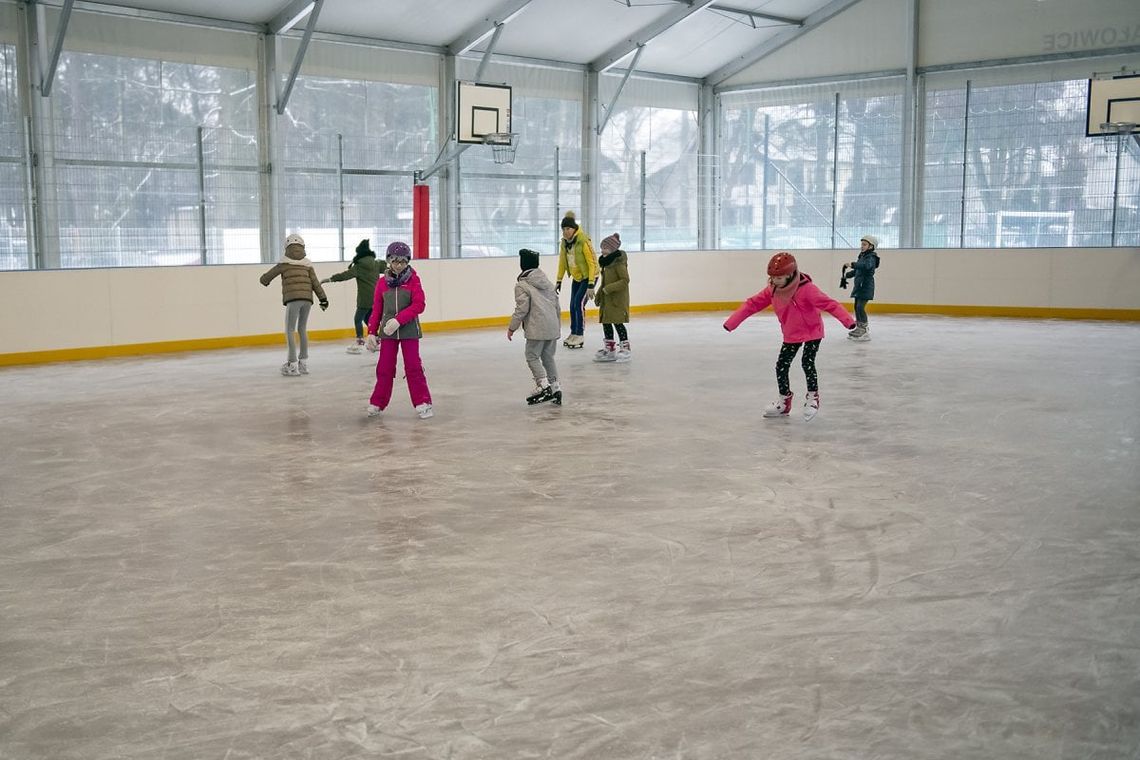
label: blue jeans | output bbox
[854,299,868,324]
[569,278,590,336]
[353,307,372,339]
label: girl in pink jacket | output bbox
[724,252,856,421]
[364,242,433,419]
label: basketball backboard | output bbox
[1086,73,1140,136]
[457,81,512,144]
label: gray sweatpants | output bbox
[284,300,312,363]
[524,339,558,385]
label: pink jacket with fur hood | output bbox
[724,272,855,343]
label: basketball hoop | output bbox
[483,132,518,164]
[1099,122,1139,153]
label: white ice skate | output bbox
[847,324,871,342]
[366,404,382,417]
[564,334,585,349]
[762,393,793,418]
[416,403,434,419]
[297,360,308,375]
[281,362,300,377]
[803,391,820,422]
[593,341,617,362]
[615,340,632,363]
[346,341,364,354]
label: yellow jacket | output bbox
[556,232,599,284]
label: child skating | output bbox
[846,234,881,342]
[364,241,433,419]
[724,252,856,421]
[592,232,631,363]
[554,211,598,349]
[507,248,562,406]
[321,238,385,354]
[259,233,328,376]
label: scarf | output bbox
[385,265,413,287]
[770,272,802,308]
[283,256,313,267]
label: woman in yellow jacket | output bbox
[555,210,599,349]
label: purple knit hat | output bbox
[600,233,621,253]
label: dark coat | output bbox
[595,249,630,324]
[328,254,385,309]
[849,249,880,301]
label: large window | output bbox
[282,76,438,261]
[720,83,902,250]
[51,51,257,267]
[923,78,1140,247]
[0,44,28,271]
[599,105,698,251]
[458,95,582,258]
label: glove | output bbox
[555,281,562,294]
[586,287,595,303]
[365,334,378,352]
[318,299,329,311]
[320,278,330,284]
[383,318,400,336]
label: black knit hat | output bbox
[353,239,374,261]
[560,210,579,230]
[519,248,540,272]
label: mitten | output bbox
[365,334,378,351]
[383,318,400,336]
[320,278,330,284]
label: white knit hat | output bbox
[285,233,305,247]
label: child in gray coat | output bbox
[508,248,562,405]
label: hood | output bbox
[518,267,555,292]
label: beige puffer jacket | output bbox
[260,243,328,305]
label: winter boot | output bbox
[280,362,300,377]
[527,381,555,405]
[615,339,632,363]
[346,339,364,354]
[762,393,794,418]
[803,391,820,421]
[593,340,617,362]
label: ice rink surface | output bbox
[1,314,1138,759]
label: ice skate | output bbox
[346,340,364,354]
[615,339,632,363]
[366,404,382,417]
[762,393,793,418]
[803,391,820,422]
[526,384,555,405]
[415,403,434,419]
[848,323,870,342]
[297,360,308,375]
[564,334,585,349]
[593,340,617,362]
[280,362,300,377]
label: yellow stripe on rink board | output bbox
[2,302,1137,367]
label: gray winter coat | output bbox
[509,268,561,341]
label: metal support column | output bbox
[337,133,345,259]
[899,0,919,247]
[196,126,208,264]
[959,80,971,248]
[553,146,561,253]
[583,71,600,234]
[697,83,718,249]
[830,92,839,248]
[639,151,647,251]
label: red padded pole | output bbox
[413,184,430,259]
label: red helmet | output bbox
[767,252,797,277]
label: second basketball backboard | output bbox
[1086,73,1140,136]
[457,81,512,144]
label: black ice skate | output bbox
[527,385,556,405]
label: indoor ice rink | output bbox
[2,0,1139,758]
